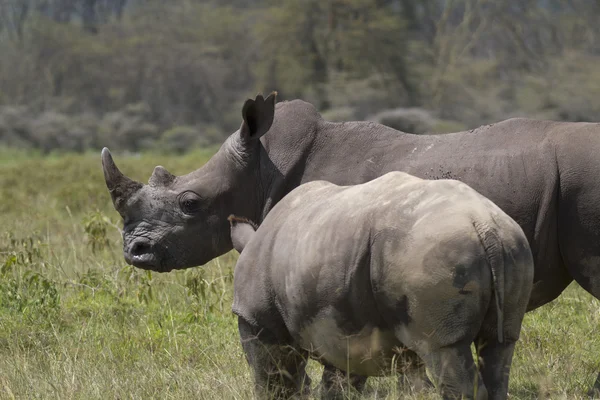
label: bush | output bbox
[0,235,60,314]
[157,124,225,155]
[326,74,402,120]
[158,126,200,154]
[0,101,223,153]
[368,107,436,134]
[98,103,160,151]
[30,111,87,153]
[320,107,357,122]
[0,106,32,148]
[0,108,101,153]
[515,52,600,123]
[431,119,468,134]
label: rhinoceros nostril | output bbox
[130,240,152,256]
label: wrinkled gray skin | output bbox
[228,171,534,400]
[102,93,600,394]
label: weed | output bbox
[0,234,60,314]
[82,210,115,253]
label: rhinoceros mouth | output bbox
[125,252,172,273]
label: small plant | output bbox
[118,265,154,305]
[137,270,154,305]
[82,209,114,253]
[182,268,228,322]
[21,271,60,310]
[2,233,44,266]
[0,233,60,313]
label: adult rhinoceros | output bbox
[227,171,534,400]
[102,93,600,392]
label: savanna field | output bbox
[1,148,599,400]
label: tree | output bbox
[253,0,417,108]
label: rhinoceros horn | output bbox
[148,165,175,187]
[101,147,143,208]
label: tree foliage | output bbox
[1,0,600,152]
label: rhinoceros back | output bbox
[232,171,532,369]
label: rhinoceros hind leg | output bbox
[319,364,367,400]
[418,342,488,400]
[476,338,516,400]
[238,317,311,399]
[586,373,600,398]
[395,349,433,394]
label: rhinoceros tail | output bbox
[474,222,505,343]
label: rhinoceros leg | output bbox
[319,351,433,399]
[476,338,516,400]
[418,342,488,400]
[238,317,311,399]
[555,147,600,396]
[396,348,433,394]
[590,374,600,397]
[319,364,366,399]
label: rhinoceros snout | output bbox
[124,239,165,271]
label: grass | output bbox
[0,148,599,399]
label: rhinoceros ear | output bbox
[239,91,277,143]
[228,215,258,253]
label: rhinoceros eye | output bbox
[179,191,203,215]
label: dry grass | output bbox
[0,149,598,399]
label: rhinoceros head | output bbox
[101,93,276,272]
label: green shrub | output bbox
[158,126,199,154]
[99,104,160,151]
[320,107,357,122]
[431,119,468,134]
[0,235,60,314]
[82,210,114,253]
[368,107,435,134]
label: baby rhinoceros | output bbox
[229,171,534,400]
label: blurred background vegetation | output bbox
[2,0,600,154]
[3,2,600,398]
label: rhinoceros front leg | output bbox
[319,364,367,399]
[238,317,311,399]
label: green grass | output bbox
[0,149,599,399]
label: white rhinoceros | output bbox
[229,171,533,400]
